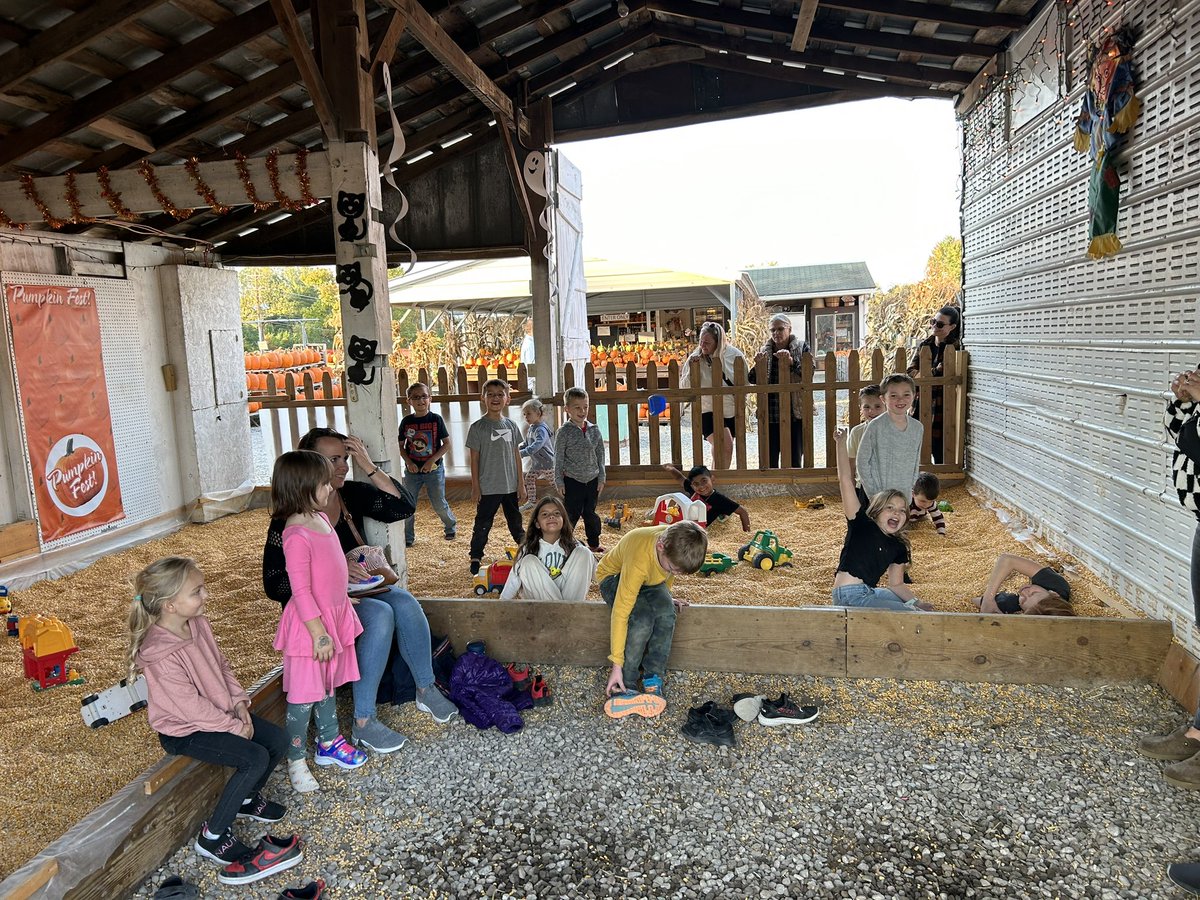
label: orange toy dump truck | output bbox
[19,614,82,691]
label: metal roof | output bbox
[388,255,732,311]
[744,261,876,298]
[0,1,1039,261]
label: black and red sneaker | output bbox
[505,662,531,690]
[218,834,304,885]
[529,672,553,706]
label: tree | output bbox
[238,266,340,349]
[865,236,961,355]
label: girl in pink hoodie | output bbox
[271,449,367,793]
[130,556,288,867]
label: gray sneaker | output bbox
[352,718,407,753]
[416,687,459,724]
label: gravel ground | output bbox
[130,668,1199,900]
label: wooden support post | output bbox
[269,0,339,141]
[320,0,407,580]
[526,98,559,396]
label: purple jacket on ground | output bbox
[449,653,532,733]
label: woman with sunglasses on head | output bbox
[749,312,809,468]
[913,306,962,464]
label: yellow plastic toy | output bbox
[20,614,83,691]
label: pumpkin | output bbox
[49,437,104,508]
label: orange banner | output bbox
[6,284,125,543]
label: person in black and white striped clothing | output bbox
[1137,367,1200,796]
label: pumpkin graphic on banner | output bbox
[44,434,110,516]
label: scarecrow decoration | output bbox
[1073,29,1140,260]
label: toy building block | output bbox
[81,674,149,728]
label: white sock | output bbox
[203,827,221,840]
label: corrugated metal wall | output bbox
[961,0,1200,649]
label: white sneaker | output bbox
[288,759,319,793]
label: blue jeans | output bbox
[403,467,457,543]
[832,583,913,611]
[599,573,676,688]
[352,587,434,720]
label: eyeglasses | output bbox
[931,319,951,329]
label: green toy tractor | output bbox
[737,530,793,571]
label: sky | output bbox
[556,96,962,290]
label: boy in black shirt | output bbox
[399,382,457,547]
[663,464,750,531]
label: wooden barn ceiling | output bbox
[0,0,1039,260]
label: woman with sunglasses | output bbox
[749,312,809,468]
[913,306,962,464]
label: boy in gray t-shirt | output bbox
[856,373,924,501]
[466,379,527,573]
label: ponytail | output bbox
[125,556,199,681]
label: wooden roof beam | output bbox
[790,0,818,52]
[383,0,528,143]
[697,48,953,97]
[0,1,296,169]
[0,0,173,94]
[821,0,1026,31]
[191,110,495,243]
[269,0,339,140]
[526,25,656,95]
[652,21,970,87]
[648,0,999,59]
[0,151,332,224]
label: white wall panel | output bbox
[962,0,1200,655]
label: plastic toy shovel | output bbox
[647,394,668,416]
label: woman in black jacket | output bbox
[1137,368,1200,793]
[913,305,962,464]
[749,313,808,468]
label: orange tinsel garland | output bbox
[185,158,231,215]
[137,161,193,220]
[97,167,139,221]
[235,152,273,211]
[20,173,67,229]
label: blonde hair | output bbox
[126,556,200,681]
[1026,594,1075,616]
[660,520,709,574]
[522,397,546,416]
[865,489,911,552]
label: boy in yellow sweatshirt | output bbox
[596,521,707,717]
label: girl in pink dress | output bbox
[271,449,367,793]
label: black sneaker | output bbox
[758,693,820,727]
[238,793,287,823]
[195,824,253,865]
[1168,863,1200,896]
[470,559,481,575]
[681,701,737,747]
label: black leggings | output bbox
[159,714,287,834]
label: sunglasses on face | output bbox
[931,319,951,328]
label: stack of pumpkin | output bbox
[244,347,342,413]
[590,339,691,368]
[462,349,522,370]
